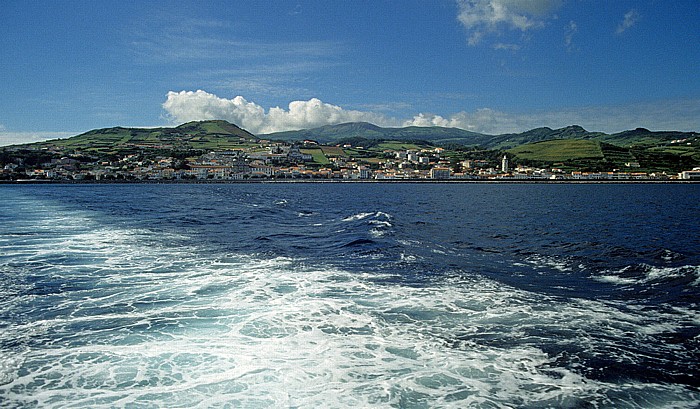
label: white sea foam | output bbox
[525,254,575,272]
[342,212,393,238]
[342,211,392,222]
[594,274,638,285]
[594,264,700,286]
[4,244,698,408]
[342,212,376,221]
[1,195,699,408]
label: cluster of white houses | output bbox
[171,152,698,181]
[4,144,700,181]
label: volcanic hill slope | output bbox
[9,120,700,172]
[27,120,258,152]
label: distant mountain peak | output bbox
[562,125,587,132]
[176,119,243,129]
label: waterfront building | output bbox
[679,168,700,180]
[430,167,451,179]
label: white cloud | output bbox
[162,90,700,136]
[406,100,700,134]
[404,109,531,134]
[616,9,640,34]
[162,90,396,134]
[403,113,451,128]
[3,95,696,148]
[493,42,521,51]
[456,0,562,46]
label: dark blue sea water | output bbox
[1,183,699,408]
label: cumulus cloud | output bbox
[456,0,562,45]
[162,90,395,134]
[616,9,640,34]
[404,100,700,135]
[404,113,452,128]
[162,90,700,136]
[404,109,536,134]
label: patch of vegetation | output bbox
[508,139,603,162]
[507,137,700,172]
[22,120,259,154]
[301,148,330,165]
[631,145,700,173]
[5,120,698,178]
[375,142,423,151]
[321,146,346,157]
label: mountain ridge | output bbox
[4,120,698,176]
[262,121,698,149]
[9,119,699,151]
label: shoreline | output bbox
[1,179,699,185]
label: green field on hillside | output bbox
[320,146,346,157]
[508,139,603,161]
[7,120,698,175]
[301,149,330,164]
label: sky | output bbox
[1,0,699,145]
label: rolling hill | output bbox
[262,122,492,146]
[506,138,700,172]
[8,120,699,172]
[15,119,699,154]
[599,128,698,146]
[507,139,605,162]
[263,122,698,150]
[26,120,258,152]
[486,126,607,149]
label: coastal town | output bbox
[3,138,699,182]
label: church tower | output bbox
[501,155,509,173]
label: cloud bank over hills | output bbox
[162,90,391,135]
[162,90,700,136]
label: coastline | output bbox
[2,179,699,185]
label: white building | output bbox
[679,168,700,180]
[359,167,372,179]
[430,167,451,179]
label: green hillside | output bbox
[267,122,700,172]
[508,137,700,172]
[27,120,258,153]
[7,119,699,173]
[489,126,606,149]
[601,128,696,147]
[19,120,699,155]
[508,139,604,161]
[262,122,491,146]
[263,122,700,151]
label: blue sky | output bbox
[1,0,699,145]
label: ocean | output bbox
[0,183,698,408]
